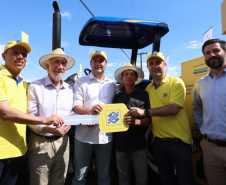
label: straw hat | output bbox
[114,63,144,85]
[39,48,75,71]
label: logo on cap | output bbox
[95,50,102,54]
[152,51,158,56]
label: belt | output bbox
[31,131,61,140]
[203,135,226,147]
[156,137,181,141]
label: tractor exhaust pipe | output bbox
[52,1,61,50]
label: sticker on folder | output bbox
[98,103,129,133]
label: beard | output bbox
[205,56,224,69]
[49,66,64,81]
[50,72,63,81]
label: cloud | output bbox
[107,62,117,67]
[185,41,202,49]
[88,48,95,54]
[168,66,180,77]
[144,71,150,79]
[0,44,5,64]
[61,12,71,19]
[107,72,113,77]
[0,44,4,52]
[61,41,68,48]
[0,59,5,65]
[142,62,148,67]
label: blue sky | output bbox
[0,0,225,82]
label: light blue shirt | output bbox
[28,76,74,136]
[193,68,226,140]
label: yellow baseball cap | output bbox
[147,51,165,62]
[3,40,31,53]
[90,50,107,60]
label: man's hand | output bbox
[53,125,71,136]
[90,104,103,114]
[87,104,101,127]
[129,107,145,117]
[44,114,64,126]
[124,112,141,126]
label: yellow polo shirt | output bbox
[146,74,192,144]
[0,65,28,159]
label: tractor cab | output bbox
[79,16,169,68]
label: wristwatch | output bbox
[145,109,149,117]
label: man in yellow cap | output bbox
[128,51,194,185]
[0,41,64,185]
[72,50,116,185]
[27,48,75,185]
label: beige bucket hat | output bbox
[39,48,75,71]
[114,63,144,85]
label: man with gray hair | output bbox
[28,48,75,185]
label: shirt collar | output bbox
[88,72,110,82]
[208,68,226,78]
[0,65,23,78]
[0,65,23,84]
[150,74,169,87]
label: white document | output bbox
[63,114,99,125]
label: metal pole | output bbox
[52,1,61,50]
[137,52,147,70]
[79,0,95,17]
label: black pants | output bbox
[153,137,195,185]
[0,154,27,185]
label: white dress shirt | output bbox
[73,73,116,144]
[28,76,74,136]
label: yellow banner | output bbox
[78,63,82,78]
[181,56,209,128]
[21,31,29,43]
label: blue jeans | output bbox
[0,155,26,185]
[116,149,148,185]
[153,137,194,185]
[72,139,112,185]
